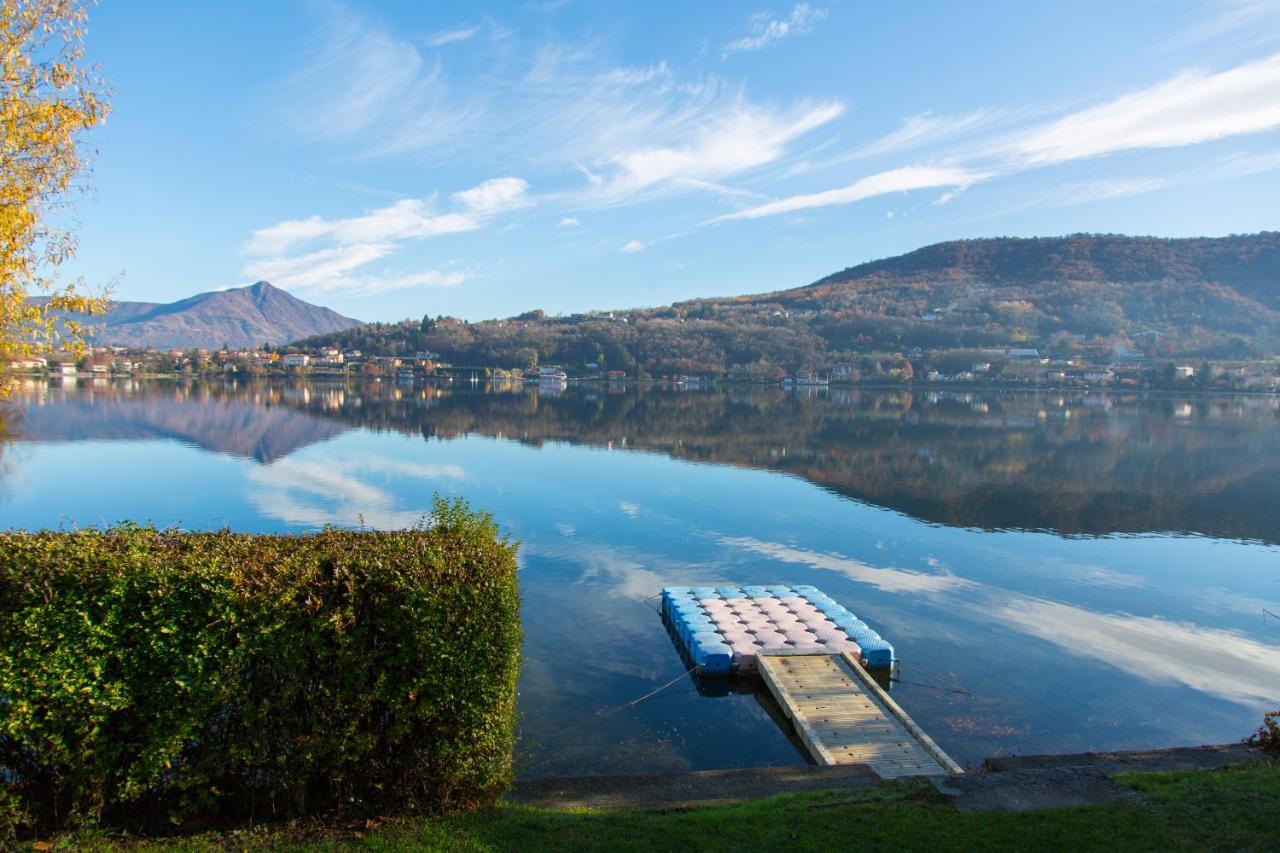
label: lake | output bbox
[2,377,1279,777]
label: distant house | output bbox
[282,353,310,368]
[1175,364,1196,378]
[1007,348,1040,359]
[56,362,77,376]
[831,364,858,380]
[606,369,626,380]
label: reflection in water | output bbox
[2,378,1279,775]
[742,536,1280,707]
[11,377,1280,539]
[247,456,467,528]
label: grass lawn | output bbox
[47,761,1280,851]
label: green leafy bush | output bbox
[1249,710,1280,755]
[0,499,520,834]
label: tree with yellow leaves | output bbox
[1,0,110,384]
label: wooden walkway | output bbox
[756,651,963,778]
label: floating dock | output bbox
[661,584,895,675]
[660,584,960,778]
[757,651,961,777]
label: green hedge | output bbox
[0,499,520,835]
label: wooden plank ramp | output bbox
[756,651,962,778]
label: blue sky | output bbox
[65,0,1280,321]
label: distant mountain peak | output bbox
[79,282,361,350]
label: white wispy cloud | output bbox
[296,269,470,297]
[451,176,533,215]
[1054,178,1169,206]
[1202,147,1280,179]
[275,3,480,153]
[1168,0,1280,51]
[244,199,480,257]
[243,243,397,289]
[844,110,998,161]
[587,100,844,204]
[621,239,646,253]
[241,177,523,294]
[558,216,579,226]
[277,5,839,210]
[599,60,670,86]
[712,165,989,222]
[1003,53,1280,165]
[723,4,828,55]
[426,24,481,47]
[713,52,1280,223]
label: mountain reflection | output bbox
[9,381,346,462]
[7,378,1280,541]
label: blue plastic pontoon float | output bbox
[661,584,895,676]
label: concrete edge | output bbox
[511,743,1269,813]
[981,742,1263,774]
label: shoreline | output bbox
[512,742,1265,813]
[9,371,1280,397]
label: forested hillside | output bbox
[298,233,1280,376]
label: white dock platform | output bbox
[756,651,962,778]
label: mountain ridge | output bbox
[63,281,362,350]
[780,231,1280,308]
[296,232,1280,375]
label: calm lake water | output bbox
[3,378,1279,776]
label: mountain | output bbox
[761,232,1280,349]
[298,232,1280,375]
[69,281,361,350]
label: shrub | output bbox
[0,498,520,834]
[1249,710,1280,756]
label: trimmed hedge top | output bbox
[0,499,521,835]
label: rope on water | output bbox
[891,677,975,697]
[895,661,975,697]
[596,665,699,717]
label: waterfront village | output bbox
[8,342,1280,392]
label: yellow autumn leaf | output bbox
[1,0,111,395]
